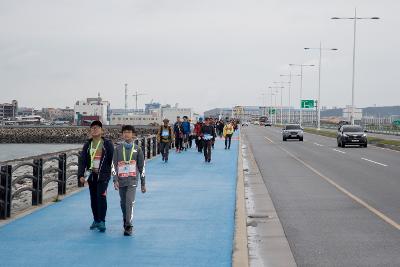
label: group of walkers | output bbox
[78,117,237,237]
[158,116,238,163]
[78,121,145,236]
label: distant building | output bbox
[145,102,161,115]
[233,106,263,122]
[0,100,18,120]
[343,105,362,123]
[74,94,110,125]
[110,114,161,126]
[42,107,74,122]
[161,107,193,123]
[204,108,233,120]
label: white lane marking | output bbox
[277,145,400,231]
[361,158,388,167]
[333,149,346,154]
[314,143,324,147]
[264,136,275,144]
[371,146,400,153]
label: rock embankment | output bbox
[0,126,158,143]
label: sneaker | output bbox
[165,158,168,163]
[208,158,211,163]
[162,156,165,161]
[225,147,227,149]
[98,221,106,232]
[89,221,98,230]
[124,225,133,236]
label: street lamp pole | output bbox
[281,73,301,124]
[332,9,380,125]
[289,64,314,126]
[304,43,338,130]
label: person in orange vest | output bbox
[223,121,234,150]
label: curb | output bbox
[233,131,250,267]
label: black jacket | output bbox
[200,125,216,140]
[78,137,114,182]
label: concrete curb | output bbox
[242,130,297,267]
[233,131,250,267]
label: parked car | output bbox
[265,121,272,126]
[253,121,260,125]
[282,124,304,141]
[337,125,367,147]
[241,121,249,126]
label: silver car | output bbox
[282,124,304,141]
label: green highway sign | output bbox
[393,120,400,126]
[301,100,315,109]
[268,108,276,115]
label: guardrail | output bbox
[1,135,173,219]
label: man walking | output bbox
[194,117,204,153]
[223,121,234,149]
[158,118,173,162]
[182,116,191,151]
[173,116,184,152]
[112,125,146,236]
[200,117,216,162]
[78,120,114,232]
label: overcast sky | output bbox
[1,0,399,113]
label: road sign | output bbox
[393,120,400,126]
[301,100,315,109]
[268,108,276,115]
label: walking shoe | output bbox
[89,221,98,230]
[162,156,165,161]
[124,225,133,236]
[98,221,106,232]
[225,147,227,149]
[165,158,168,163]
[208,158,211,163]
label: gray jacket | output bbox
[112,143,145,187]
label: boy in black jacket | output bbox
[78,120,114,232]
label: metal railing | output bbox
[1,135,173,219]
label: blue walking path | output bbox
[0,134,239,267]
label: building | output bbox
[204,108,233,120]
[343,105,362,123]
[233,106,263,122]
[0,100,18,120]
[161,107,193,123]
[42,107,74,122]
[110,114,161,126]
[74,94,110,125]
[145,102,161,115]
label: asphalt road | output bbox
[243,125,400,266]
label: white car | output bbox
[253,121,260,125]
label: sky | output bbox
[0,0,399,113]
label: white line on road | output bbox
[332,149,346,154]
[314,143,324,147]
[264,136,275,144]
[361,158,388,167]
[276,145,400,231]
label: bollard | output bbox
[58,153,67,195]
[153,136,157,156]
[147,138,151,159]
[32,159,43,205]
[77,152,84,188]
[0,165,12,219]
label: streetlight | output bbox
[268,86,281,124]
[304,43,338,130]
[332,8,380,125]
[274,81,290,124]
[280,73,301,123]
[289,63,315,126]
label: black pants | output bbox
[160,141,170,160]
[88,173,109,222]
[188,135,193,148]
[196,137,203,152]
[203,140,212,161]
[225,134,233,148]
[175,137,183,151]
